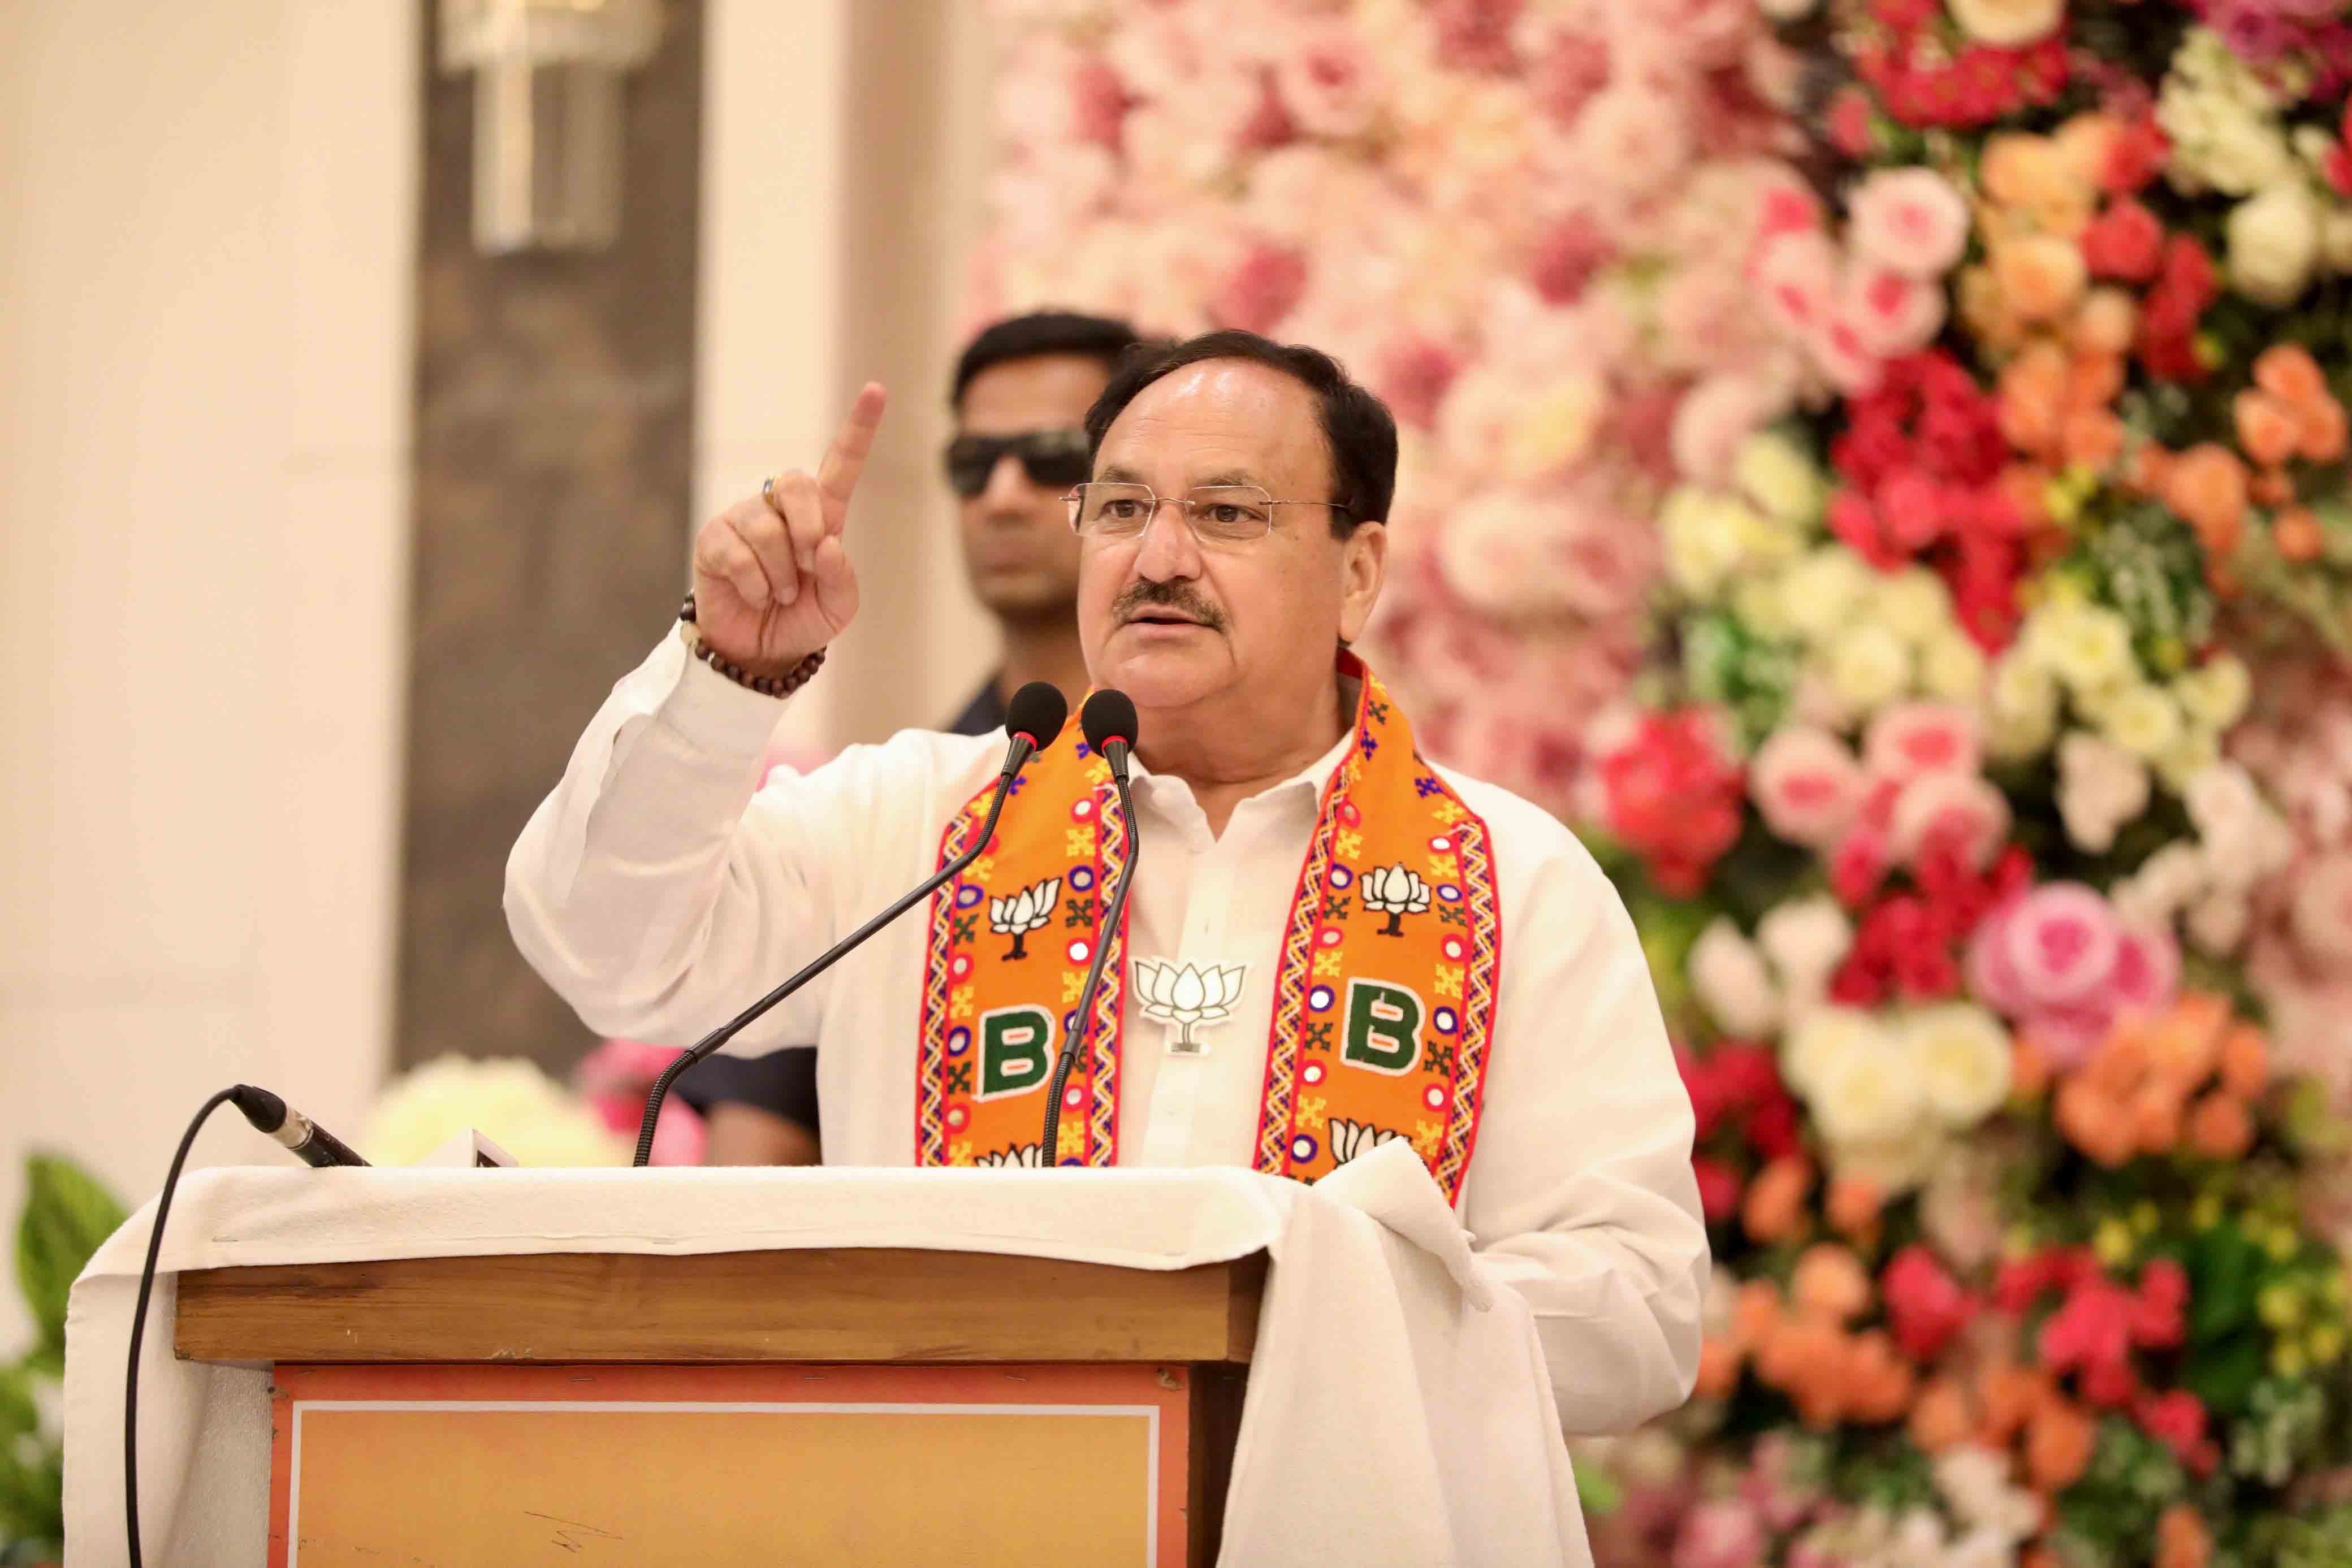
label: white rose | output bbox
[2027,601,2137,694]
[2111,841,2212,929]
[1782,546,1875,645]
[2323,205,2352,272]
[2293,853,2352,967]
[2186,761,2293,889]
[1921,630,1988,704]
[1947,0,2063,47]
[1690,918,1783,1038]
[1813,1036,1931,1149]
[2098,683,2186,760]
[2187,889,2251,955]
[1905,1004,2015,1128]
[1873,568,1955,645]
[2228,181,2323,306]
[1783,1006,1882,1103]
[1935,1445,2043,1543]
[2172,654,2251,733]
[1986,650,2061,761]
[1830,1128,1947,1197]
[2202,112,2299,198]
[2057,731,2152,854]
[1732,430,1824,525]
[1758,894,1856,1012]
[1827,621,1914,717]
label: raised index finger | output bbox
[815,382,888,526]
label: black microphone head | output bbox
[1004,681,1069,750]
[1080,689,1139,755]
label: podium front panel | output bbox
[269,1363,1195,1566]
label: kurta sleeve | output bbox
[503,632,866,1054]
[1455,796,1710,1436]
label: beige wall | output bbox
[0,0,417,1344]
[698,0,996,757]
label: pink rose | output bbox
[2294,852,2352,969]
[1210,242,1310,335]
[1756,229,1839,338]
[1672,1497,1769,1568]
[1807,307,1887,397]
[1996,882,2124,1007]
[1891,770,2011,868]
[1847,167,1970,279]
[1842,265,1947,357]
[1570,81,1694,198]
[2108,923,2182,1016]
[1670,371,1788,487]
[1752,725,1867,848]
[1274,23,1382,139]
[1864,703,1982,784]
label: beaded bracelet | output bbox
[677,592,826,698]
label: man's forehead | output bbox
[1097,361,1326,486]
[957,353,1110,434]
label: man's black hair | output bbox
[950,310,1143,409]
[1082,330,1396,536]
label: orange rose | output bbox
[2130,1078,2186,1154]
[2187,1091,2255,1160]
[1794,1243,1874,1323]
[2156,1504,2213,1568]
[2012,1033,2054,1099]
[2217,1023,2269,1098]
[2275,508,2324,564]
[2148,991,2229,1088]
[1981,1362,2051,1445]
[1845,1329,1918,1424]
[1735,1280,1783,1350]
[2054,114,2121,188]
[1993,235,2090,323]
[2026,1397,2097,1491]
[1827,1175,1886,1240]
[2254,343,2328,409]
[2068,352,2125,411]
[2056,1077,2137,1168]
[1982,133,2061,207]
[2000,341,2070,457]
[2251,468,2296,508]
[2063,407,2126,472]
[2161,443,2250,558]
[2234,389,2302,468]
[1744,1155,1815,1244]
[1910,1376,1974,1452]
[1695,1336,1745,1399]
[2070,287,2139,355]
[2298,397,2347,463]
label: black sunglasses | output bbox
[942,428,1092,498]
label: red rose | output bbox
[1884,1245,1975,1362]
[1831,829,1891,908]
[2136,1389,2209,1466]
[2082,200,2164,283]
[2103,118,2170,194]
[1692,1155,1743,1224]
[1828,86,1878,158]
[1747,1093,1802,1161]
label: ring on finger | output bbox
[761,475,779,511]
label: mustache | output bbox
[1114,578,1226,630]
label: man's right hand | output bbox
[690,382,888,675]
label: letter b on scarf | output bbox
[978,1005,1054,1098]
[1342,980,1424,1075]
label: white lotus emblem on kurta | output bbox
[1360,864,1431,936]
[1132,959,1247,1053]
[976,1142,1045,1168]
[988,876,1061,960]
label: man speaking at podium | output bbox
[505,331,1706,1439]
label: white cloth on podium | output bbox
[65,1145,1588,1566]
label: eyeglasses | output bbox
[1064,482,1352,544]
[942,429,1092,498]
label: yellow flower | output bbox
[2173,654,2252,733]
[2098,684,2185,760]
[1662,488,1754,603]
[1921,631,1988,704]
[1783,546,1875,646]
[1502,376,1602,479]
[360,1055,629,1168]
[1826,622,1914,716]
[1987,651,2061,761]
[2094,1220,2135,1267]
[1905,1003,2014,1128]
[2275,1341,2310,1379]
[1732,431,1825,525]
[1733,574,1795,641]
[2155,727,2224,794]
[1873,568,1955,645]
[2028,601,2137,693]
[2311,1323,2346,1365]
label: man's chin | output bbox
[971,569,1078,620]
[1099,644,1226,713]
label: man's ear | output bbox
[1337,521,1387,646]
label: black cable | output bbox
[1041,769,1139,1163]
[125,1086,238,1568]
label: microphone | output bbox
[1040,690,1140,1163]
[228,1083,370,1168]
[632,680,1070,1166]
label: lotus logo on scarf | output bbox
[1329,1117,1407,1164]
[1131,959,1246,1054]
[988,876,1061,960]
[976,1142,1045,1168]
[1360,863,1431,936]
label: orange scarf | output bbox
[913,656,1502,1203]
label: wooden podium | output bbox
[174,1246,1266,1567]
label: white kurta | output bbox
[505,631,1707,1435]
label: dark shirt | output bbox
[673,677,1010,1139]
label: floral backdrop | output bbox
[971,1,2352,1565]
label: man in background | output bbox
[684,308,1140,1164]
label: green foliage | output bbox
[3,1154,127,1559]
[2051,1419,2189,1567]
